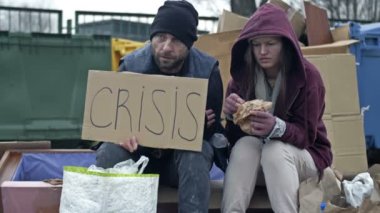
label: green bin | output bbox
[0,32,111,140]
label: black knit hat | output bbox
[150,0,198,49]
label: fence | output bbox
[74,10,218,41]
[0,6,62,33]
[1,6,376,38]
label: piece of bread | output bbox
[233,99,272,134]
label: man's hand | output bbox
[223,93,245,115]
[249,111,276,136]
[119,136,139,153]
[206,109,215,128]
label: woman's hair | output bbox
[240,37,298,118]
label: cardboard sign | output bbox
[82,70,208,151]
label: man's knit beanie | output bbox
[150,0,198,49]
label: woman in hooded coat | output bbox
[221,3,333,213]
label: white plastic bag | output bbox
[343,172,374,208]
[59,156,158,213]
[87,155,149,175]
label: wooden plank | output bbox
[0,141,51,159]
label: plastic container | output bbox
[349,22,380,148]
[111,37,145,71]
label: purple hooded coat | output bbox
[225,3,333,175]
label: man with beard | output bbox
[94,1,224,212]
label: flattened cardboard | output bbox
[217,10,247,33]
[323,114,368,177]
[301,24,358,55]
[194,30,240,103]
[331,24,351,42]
[306,54,360,115]
[304,1,333,45]
[82,71,208,152]
[302,40,358,55]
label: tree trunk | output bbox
[230,0,258,17]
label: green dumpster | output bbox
[0,32,111,141]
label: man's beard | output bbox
[154,54,185,74]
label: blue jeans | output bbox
[96,141,214,213]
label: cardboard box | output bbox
[302,40,357,55]
[2,181,62,213]
[0,141,50,159]
[331,23,351,42]
[306,54,361,115]
[323,114,368,177]
[269,0,306,38]
[302,24,358,55]
[0,149,94,213]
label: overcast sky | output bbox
[1,0,231,22]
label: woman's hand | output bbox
[223,93,245,115]
[249,111,276,136]
[119,136,139,153]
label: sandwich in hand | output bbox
[233,99,272,135]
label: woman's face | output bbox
[250,36,283,74]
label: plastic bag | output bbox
[59,156,158,213]
[87,155,149,174]
[210,133,229,172]
[343,172,374,208]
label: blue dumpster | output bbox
[349,22,380,148]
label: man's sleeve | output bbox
[203,64,224,140]
[118,57,127,71]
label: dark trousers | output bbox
[95,141,214,213]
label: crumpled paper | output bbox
[299,167,342,213]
